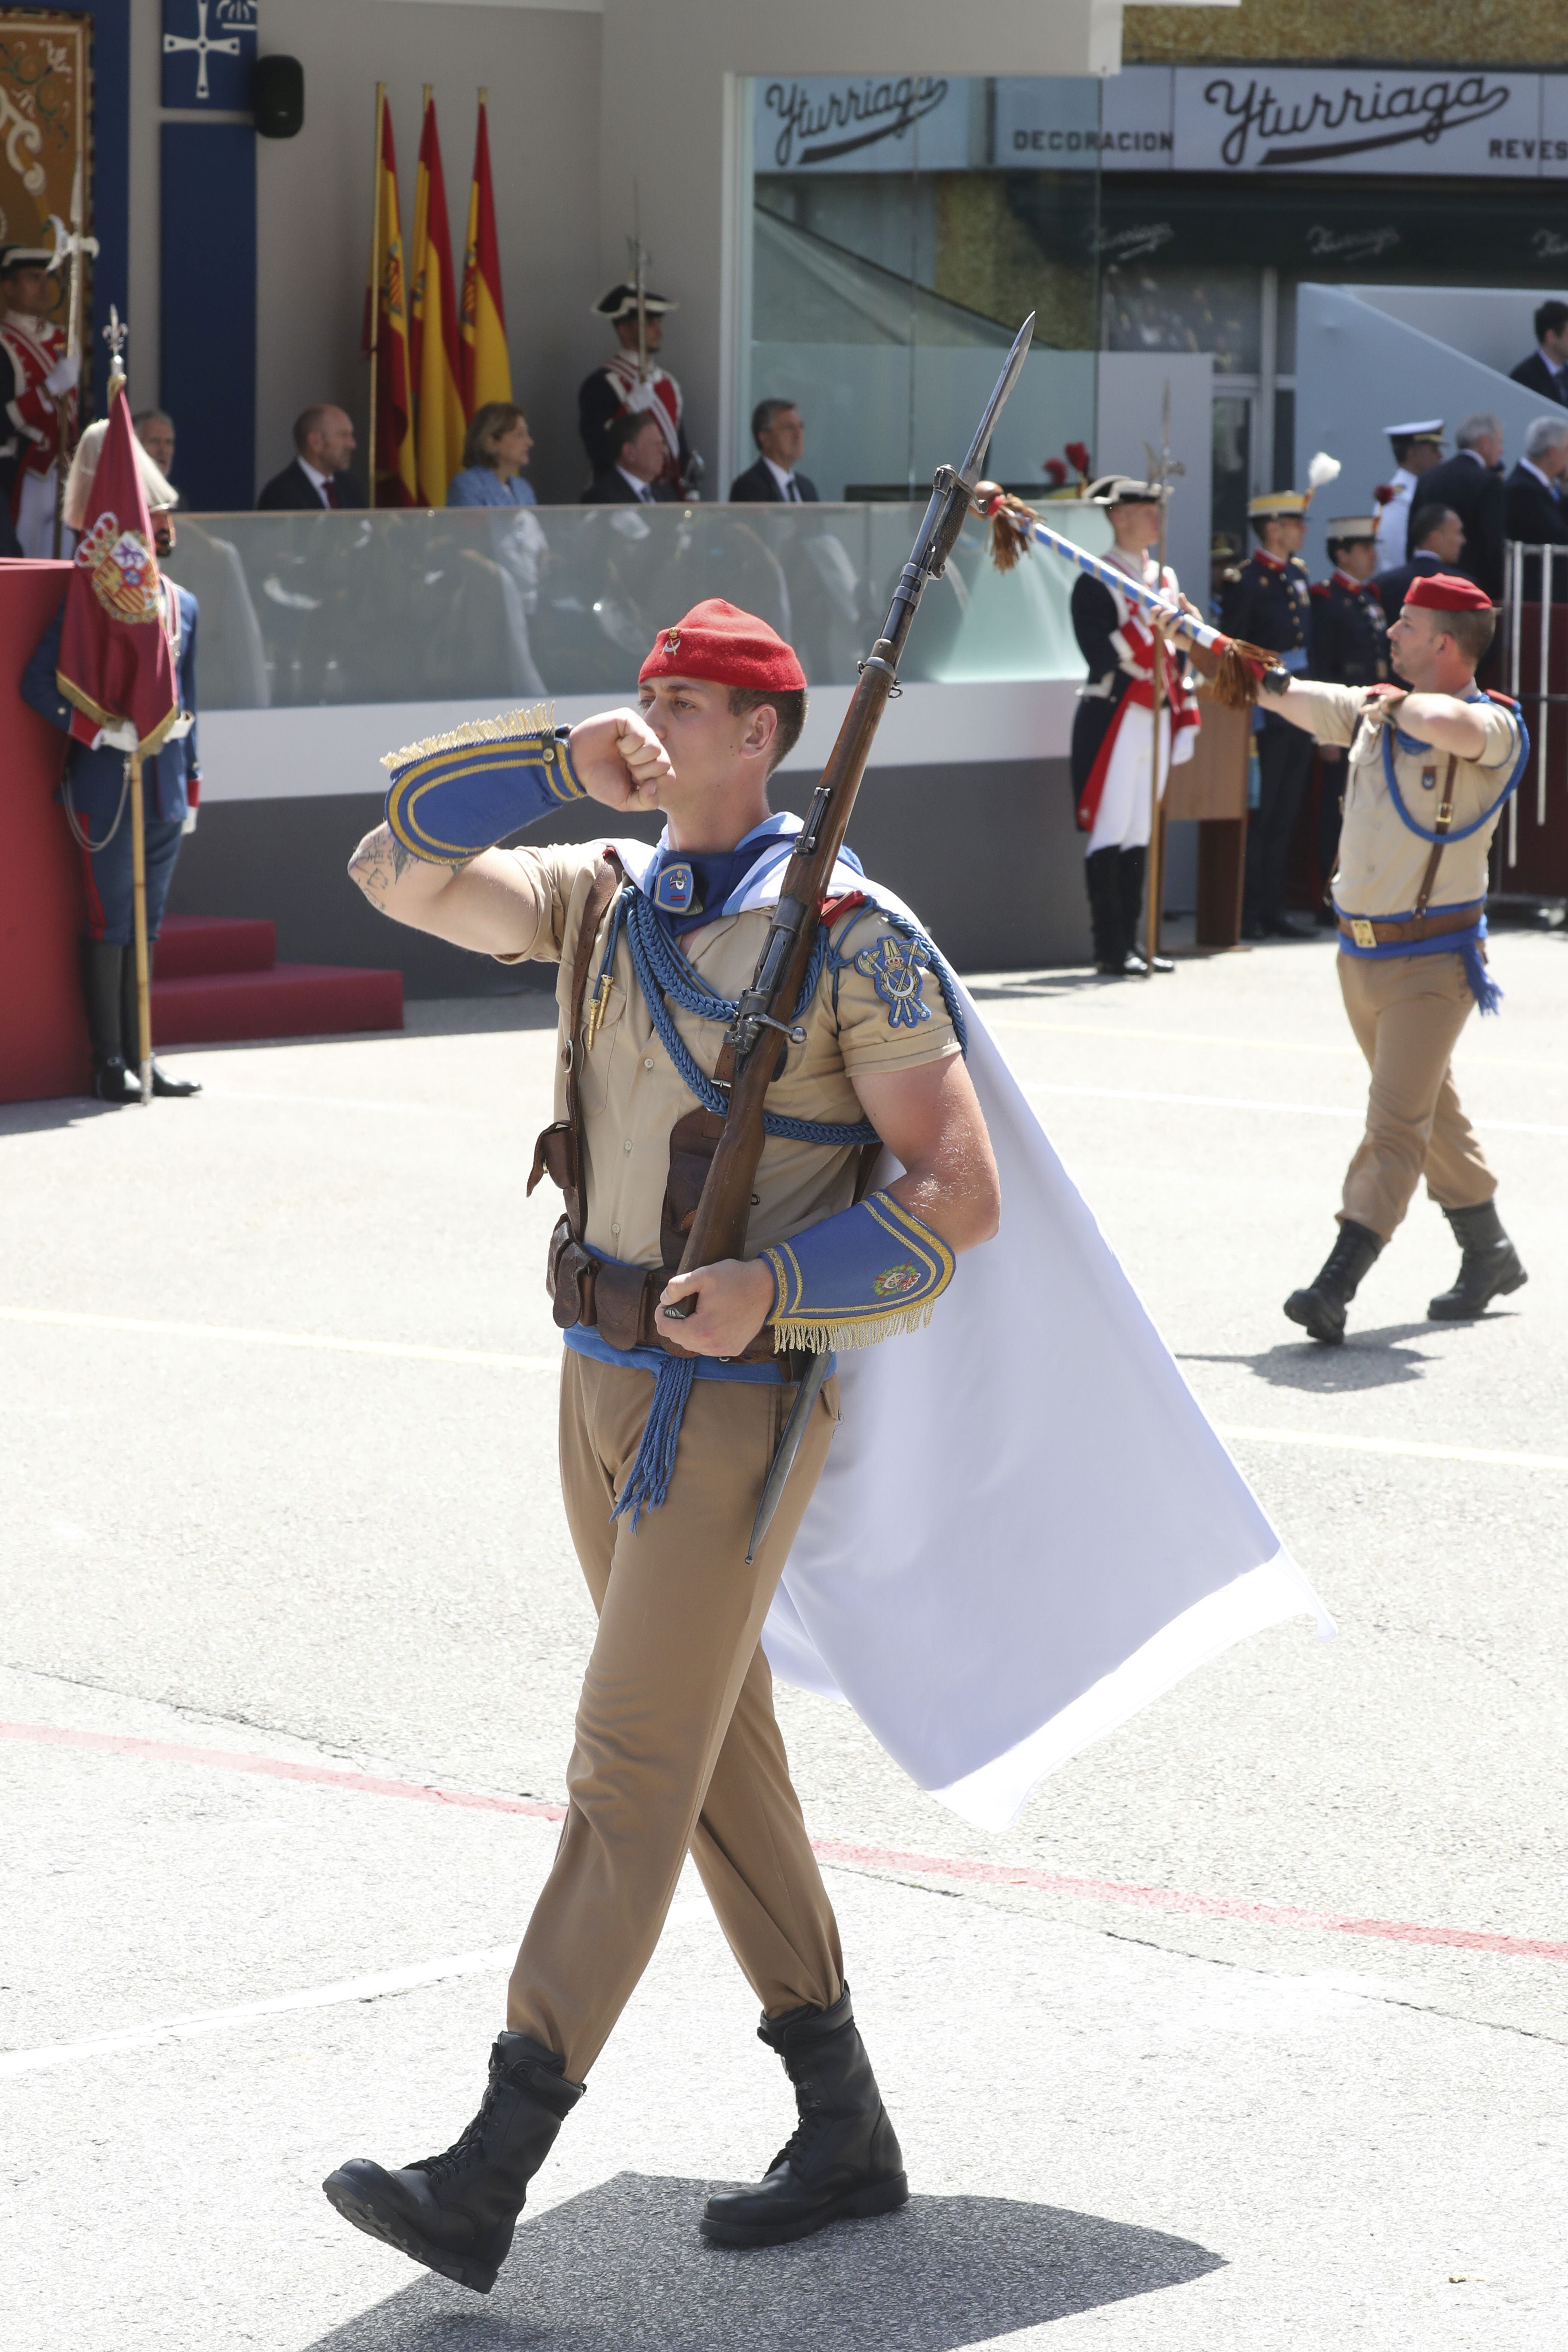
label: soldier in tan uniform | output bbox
[1255,572,1528,1344]
[322,601,999,2293]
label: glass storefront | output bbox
[738,76,1103,502]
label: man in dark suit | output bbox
[1503,415,1568,600]
[1408,413,1506,602]
[1375,505,1464,620]
[580,410,679,505]
[1508,300,1568,406]
[257,405,366,511]
[729,399,819,504]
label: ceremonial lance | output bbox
[975,487,1287,707]
[46,155,99,558]
[663,314,1037,1558]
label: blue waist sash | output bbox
[1334,899,1500,1014]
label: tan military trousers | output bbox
[505,1350,845,2079]
[1337,949,1496,1243]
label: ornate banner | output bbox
[0,10,89,332]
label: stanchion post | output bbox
[129,750,152,1104]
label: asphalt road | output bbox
[4,928,1566,2350]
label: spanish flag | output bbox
[459,90,512,414]
[362,88,416,508]
[410,90,465,507]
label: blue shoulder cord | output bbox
[1378,693,1530,843]
[596,879,968,1529]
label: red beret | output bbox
[1403,572,1494,614]
[639,598,806,692]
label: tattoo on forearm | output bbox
[348,825,415,910]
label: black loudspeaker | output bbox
[253,55,304,139]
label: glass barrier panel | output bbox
[170,500,1112,712]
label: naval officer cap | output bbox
[593,280,677,320]
[639,598,806,692]
[1383,418,1445,443]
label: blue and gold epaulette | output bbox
[760,1190,955,1354]
[380,701,585,863]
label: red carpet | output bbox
[152,916,403,1045]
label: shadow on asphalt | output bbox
[1181,1322,1447,1391]
[308,2172,1224,2348]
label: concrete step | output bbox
[154,913,278,979]
[152,963,404,1046]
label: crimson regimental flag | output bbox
[57,383,179,753]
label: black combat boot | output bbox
[322,2033,584,2294]
[701,1986,909,2250]
[1283,1220,1383,1346]
[119,948,201,1096]
[1428,1199,1527,1321]
[1118,846,1173,974]
[80,940,135,1104]
[1084,848,1124,977]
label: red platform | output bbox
[151,915,404,1046]
[0,560,87,1103]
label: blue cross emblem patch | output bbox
[854,935,931,1030]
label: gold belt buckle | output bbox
[1351,918,1378,949]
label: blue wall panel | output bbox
[159,123,257,510]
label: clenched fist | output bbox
[567,707,675,812]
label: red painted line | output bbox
[7,1718,1564,1967]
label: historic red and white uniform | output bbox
[1073,551,1200,852]
[1,306,76,556]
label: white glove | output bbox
[44,351,80,396]
[167,710,195,740]
[182,808,198,836]
[92,718,139,752]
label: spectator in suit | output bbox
[1375,506,1464,620]
[729,399,819,504]
[1504,414,1568,542]
[1508,300,1568,406]
[257,406,365,512]
[447,402,537,509]
[133,408,177,485]
[1408,413,1505,601]
[580,410,678,506]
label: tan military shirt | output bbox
[1286,681,1522,918]
[497,845,959,1268]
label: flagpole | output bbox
[368,82,385,511]
[129,749,152,1104]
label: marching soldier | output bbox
[325,600,999,2293]
[19,422,203,1103]
[1220,485,1319,940]
[1309,515,1392,917]
[0,242,80,557]
[578,280,693,493]
[1256,573,1527,1342]
[1069,476,1199,976]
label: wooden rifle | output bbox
[662,315,1035,1551]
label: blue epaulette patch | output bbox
[854,933,931,1029]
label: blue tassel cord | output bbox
[612,1353,697,1530]
[1462,941,1504,1017]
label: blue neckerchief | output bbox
[1377,689,1530,844]
[646,816,797,936]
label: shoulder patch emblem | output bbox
[854,934,931,1030]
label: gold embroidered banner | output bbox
[0,10,90,333]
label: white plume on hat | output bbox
[1306,451,1341,491]
[63,419,179,534]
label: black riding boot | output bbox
[119,948,201,1096]
[80,940,135,1104]
[1283,1220,1383,1346]
[1118,846,1173,974]
[1428,1199,1527,1321]
[1084,847,1124,977]
[322,2033,583,2294]
[701,1986,909,2250]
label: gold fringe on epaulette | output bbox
[772,1302,938,1354]
[381,701,556,771]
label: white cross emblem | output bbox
[162,0,248,103]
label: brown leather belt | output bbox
[1338,904,1478,950]
[545,1215,778,1364]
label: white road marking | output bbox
[1021,1079,1568,1136]
[0,1901,714,2078]
[985,1013,1567,1078]
[0,1305,557,1373]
